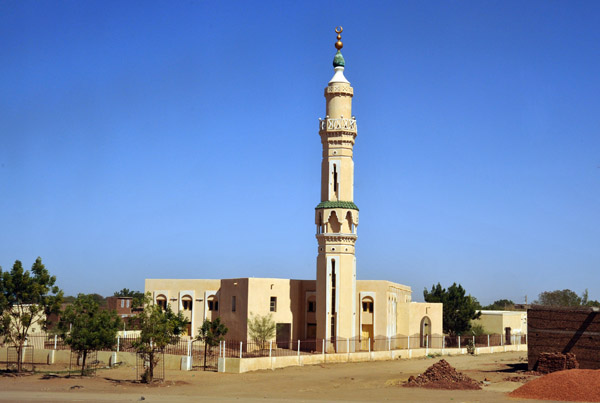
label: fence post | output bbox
[458,336,461,350]
[407,335,410,350]
[187,340,192,357]
[442,335,445,354]
[297,340,300,358]
[239,341,243,359]
[117,335,120,353]
[269,340,272,358]
[501,334,504,346]
[388,336,391,351]
[219,340,222,358]
[54,335,58,350]
[472,335,475,348]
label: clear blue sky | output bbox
[1,1,599,304]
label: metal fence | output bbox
[219,333,527,358]
[6,345,34,371]
[136,351,165,382]
[3,332,527,362]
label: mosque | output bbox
[145,28,442,352]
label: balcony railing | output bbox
[319,117,357,132]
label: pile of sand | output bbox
[404,359,481,390]
[509,369,600,402]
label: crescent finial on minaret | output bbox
[335,26,343,50]
[332,26,346,68]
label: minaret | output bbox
[315,27,359,352]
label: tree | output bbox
[470,323,487,336]
[581,289,600,307]
[58,294,121,375]
[197,317,228,370]
[534,289,582,306]
[247,313,276,350]
[0,258,63,372]
[133,294,188,383]
[87,293,107,308]
[423,283,481,336]
[113,288,145,308]
[534,289,600,307]
[483,299,516,310]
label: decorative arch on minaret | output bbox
[328,211,341,233]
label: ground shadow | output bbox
[482,363,528,373]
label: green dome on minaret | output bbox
[333,50,345,67]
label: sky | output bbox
[1,1,599,304]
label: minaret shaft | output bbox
[315,31,358,351]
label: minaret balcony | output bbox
[319,117,357,133]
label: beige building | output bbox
[146,29,442,352]
[472,310,527,336]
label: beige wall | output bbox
[407,302,443,337]
[145,277,443,349]
[473,311,527,334]
[357,280,412,338]
[145,278,221,338]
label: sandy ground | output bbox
[0,352,561,402]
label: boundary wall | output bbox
[1,344,527,374]
[0,347,183,370]
[218,344,527,373]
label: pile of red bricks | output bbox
[537,352,579,374]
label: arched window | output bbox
[361,297,374,313]
[156,295,167,310]
[207,295,219,311]
[182,295,193,311]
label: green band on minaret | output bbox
[333,50,345,67]
[315,201,358,210]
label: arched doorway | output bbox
[420,316,431,348]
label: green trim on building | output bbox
[315,201,359,211]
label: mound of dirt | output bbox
[509,369,600,402]
[404,359,481,390]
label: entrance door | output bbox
[276,323,291,349]
[361,324,373,351]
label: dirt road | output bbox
[0,352,557,402]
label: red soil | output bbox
[509,369,600,402]
[404,359,481,390]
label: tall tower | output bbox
[315,27,359,352]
